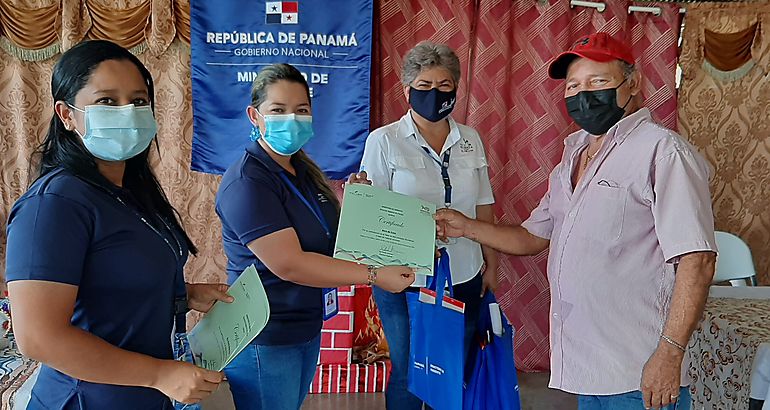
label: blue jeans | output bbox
[172,333,201,410]
[373,273,483,410]
[223,334,321,410]
[578,387,691,410]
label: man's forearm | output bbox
[476,205,499,268]
[465,219,549,256]
[659,252,716,353]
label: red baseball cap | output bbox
[548,32,635,79]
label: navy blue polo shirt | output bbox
[216,142,339,346]
[5,168,187,410]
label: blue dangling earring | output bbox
[249,126,261,142]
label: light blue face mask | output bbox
[256,113,314,156]
[69,103,158,161]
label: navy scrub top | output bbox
[5,168,188,410]
[216,142,339,346]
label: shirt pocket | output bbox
[451,156,489,207]
[389,156,427,196]
[391,155,427,170]
[453,156,488,170]
[580,182,627,241]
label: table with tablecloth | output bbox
[687,287,770,410]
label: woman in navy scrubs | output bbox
[5,40,229,409]
[215,63,416,410]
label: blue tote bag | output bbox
[463,292,521,410]
[407,248,465,410]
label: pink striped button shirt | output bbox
[522,108,717,395]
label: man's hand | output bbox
[642,251,713,408]
[434,208,472,242]
[640,342,684,409]
[480,260,499,296]
[186,283,233,313]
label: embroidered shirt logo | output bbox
[459,139,474,153]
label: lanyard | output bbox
[77,174,183,262]
[113,193,188,323]
[279,172,337,321]
[84,178,184,263]
[279,172,331,238]
[112,195,183,261]
[100,188,187,329]
[421,147,452,208]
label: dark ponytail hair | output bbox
[31,39,198,255]
[250,63,340,210]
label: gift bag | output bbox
[463,292,521,410]
[407,248,465,410]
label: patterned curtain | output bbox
[373,0,681,371]
[0,0,228,295]
[678,2,770,286]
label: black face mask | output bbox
[409,87,457,122]
[565,79,632,136]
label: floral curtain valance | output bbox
[704,23,757,72]
[0,0,191,61]
[680,2,770,81]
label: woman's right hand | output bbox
[152,360,224,404]
[375,266,416,293]
[343,170,372,188]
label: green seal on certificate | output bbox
[334,183,437,276]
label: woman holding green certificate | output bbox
[359,41,499,410]
[215,63,416,410]
[5,40,228,409]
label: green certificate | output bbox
[187,265,270,371]
[334,184,436,275]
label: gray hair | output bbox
[619,61,636,79]
[401,41,461,86]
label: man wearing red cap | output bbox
[435,32,716,410]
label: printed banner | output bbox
[190,0,373,178]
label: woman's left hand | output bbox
[344,170,372,187]
[186,283,233,313]
[480,262,499,297]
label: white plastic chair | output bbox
[713,231,758,286]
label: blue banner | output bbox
[190,0,373,179]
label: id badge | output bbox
[322,287,339,320]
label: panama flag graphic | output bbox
[266,1,298,24]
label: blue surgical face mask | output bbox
[69,104,158,161]
[257,112,314,156]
